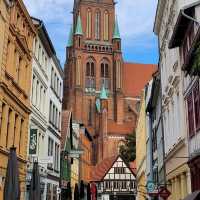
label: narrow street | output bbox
[0,0,200,200]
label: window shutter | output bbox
[194,82,200,130]
[187,93,195,137]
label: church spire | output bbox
[67,25,73,47]
[75,14,83,35]
[113,16,121,39]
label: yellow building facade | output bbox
[0,0,35,199]
[136,91,147,200]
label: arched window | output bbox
[95,10,101,40]
[101,59,110,89]
[86,8,92,38]
[103,11,109,41]
[86,59,95,90]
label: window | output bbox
[86,8,92,39]
[19,119,24,155]
[6,109,12,148]
[186,81,200,138]
[53,185,57,200]
[0,103,6,144]
[103,11,109,41]
[49,101,52,122]
[114,167,125,174]
[48,137,54,169]
[85,59,95,89]
[46,183,52,200]
[95,10,101,40]
[54,143,59,172]
[101,60,110,89]
[51,67,54,87]
[13,114,18,146]
[194,83,200,129]
[187,92,195,137]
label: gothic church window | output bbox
[103,10,109,41]
[95,10,101,40]
[86,59,95,89]
[76,57,81,86]
[101,59,110,89]
[86,8,92,39]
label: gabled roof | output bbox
[91,156,118,182]
[91,156,136,182]
[123,62,157,98]
[61,110,72,150]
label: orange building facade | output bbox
[0,0,35,199]
[63,0,156,165]
[79,128,93,183]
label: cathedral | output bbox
[63,0,156,165]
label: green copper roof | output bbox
[100,86,108,100]
[67,26,73,47]
[113,17,121,39]
[75,14,83,35]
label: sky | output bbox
[24,0,158,67]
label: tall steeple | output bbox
[67,25,73,47]
[75,14,83,35]
[113,16,121,39]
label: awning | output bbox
[183,191,200,200]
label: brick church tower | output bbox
[63,0,156,164]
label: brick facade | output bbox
[63,0,156,164]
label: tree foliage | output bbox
[119,132,136,163]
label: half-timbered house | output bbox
[91,156,136,200]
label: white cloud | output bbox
[23,0,158,64]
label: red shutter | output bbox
[187,93,195,137]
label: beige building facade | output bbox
[0,0,35,199]
[136,91,147,200]
[154,0,192,199]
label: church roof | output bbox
[67,25,73,47]
[100,86,108,100]
[113,17,121,39]
[123,62,157,98]
[107,120,135,136]
[75,14,83,35]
